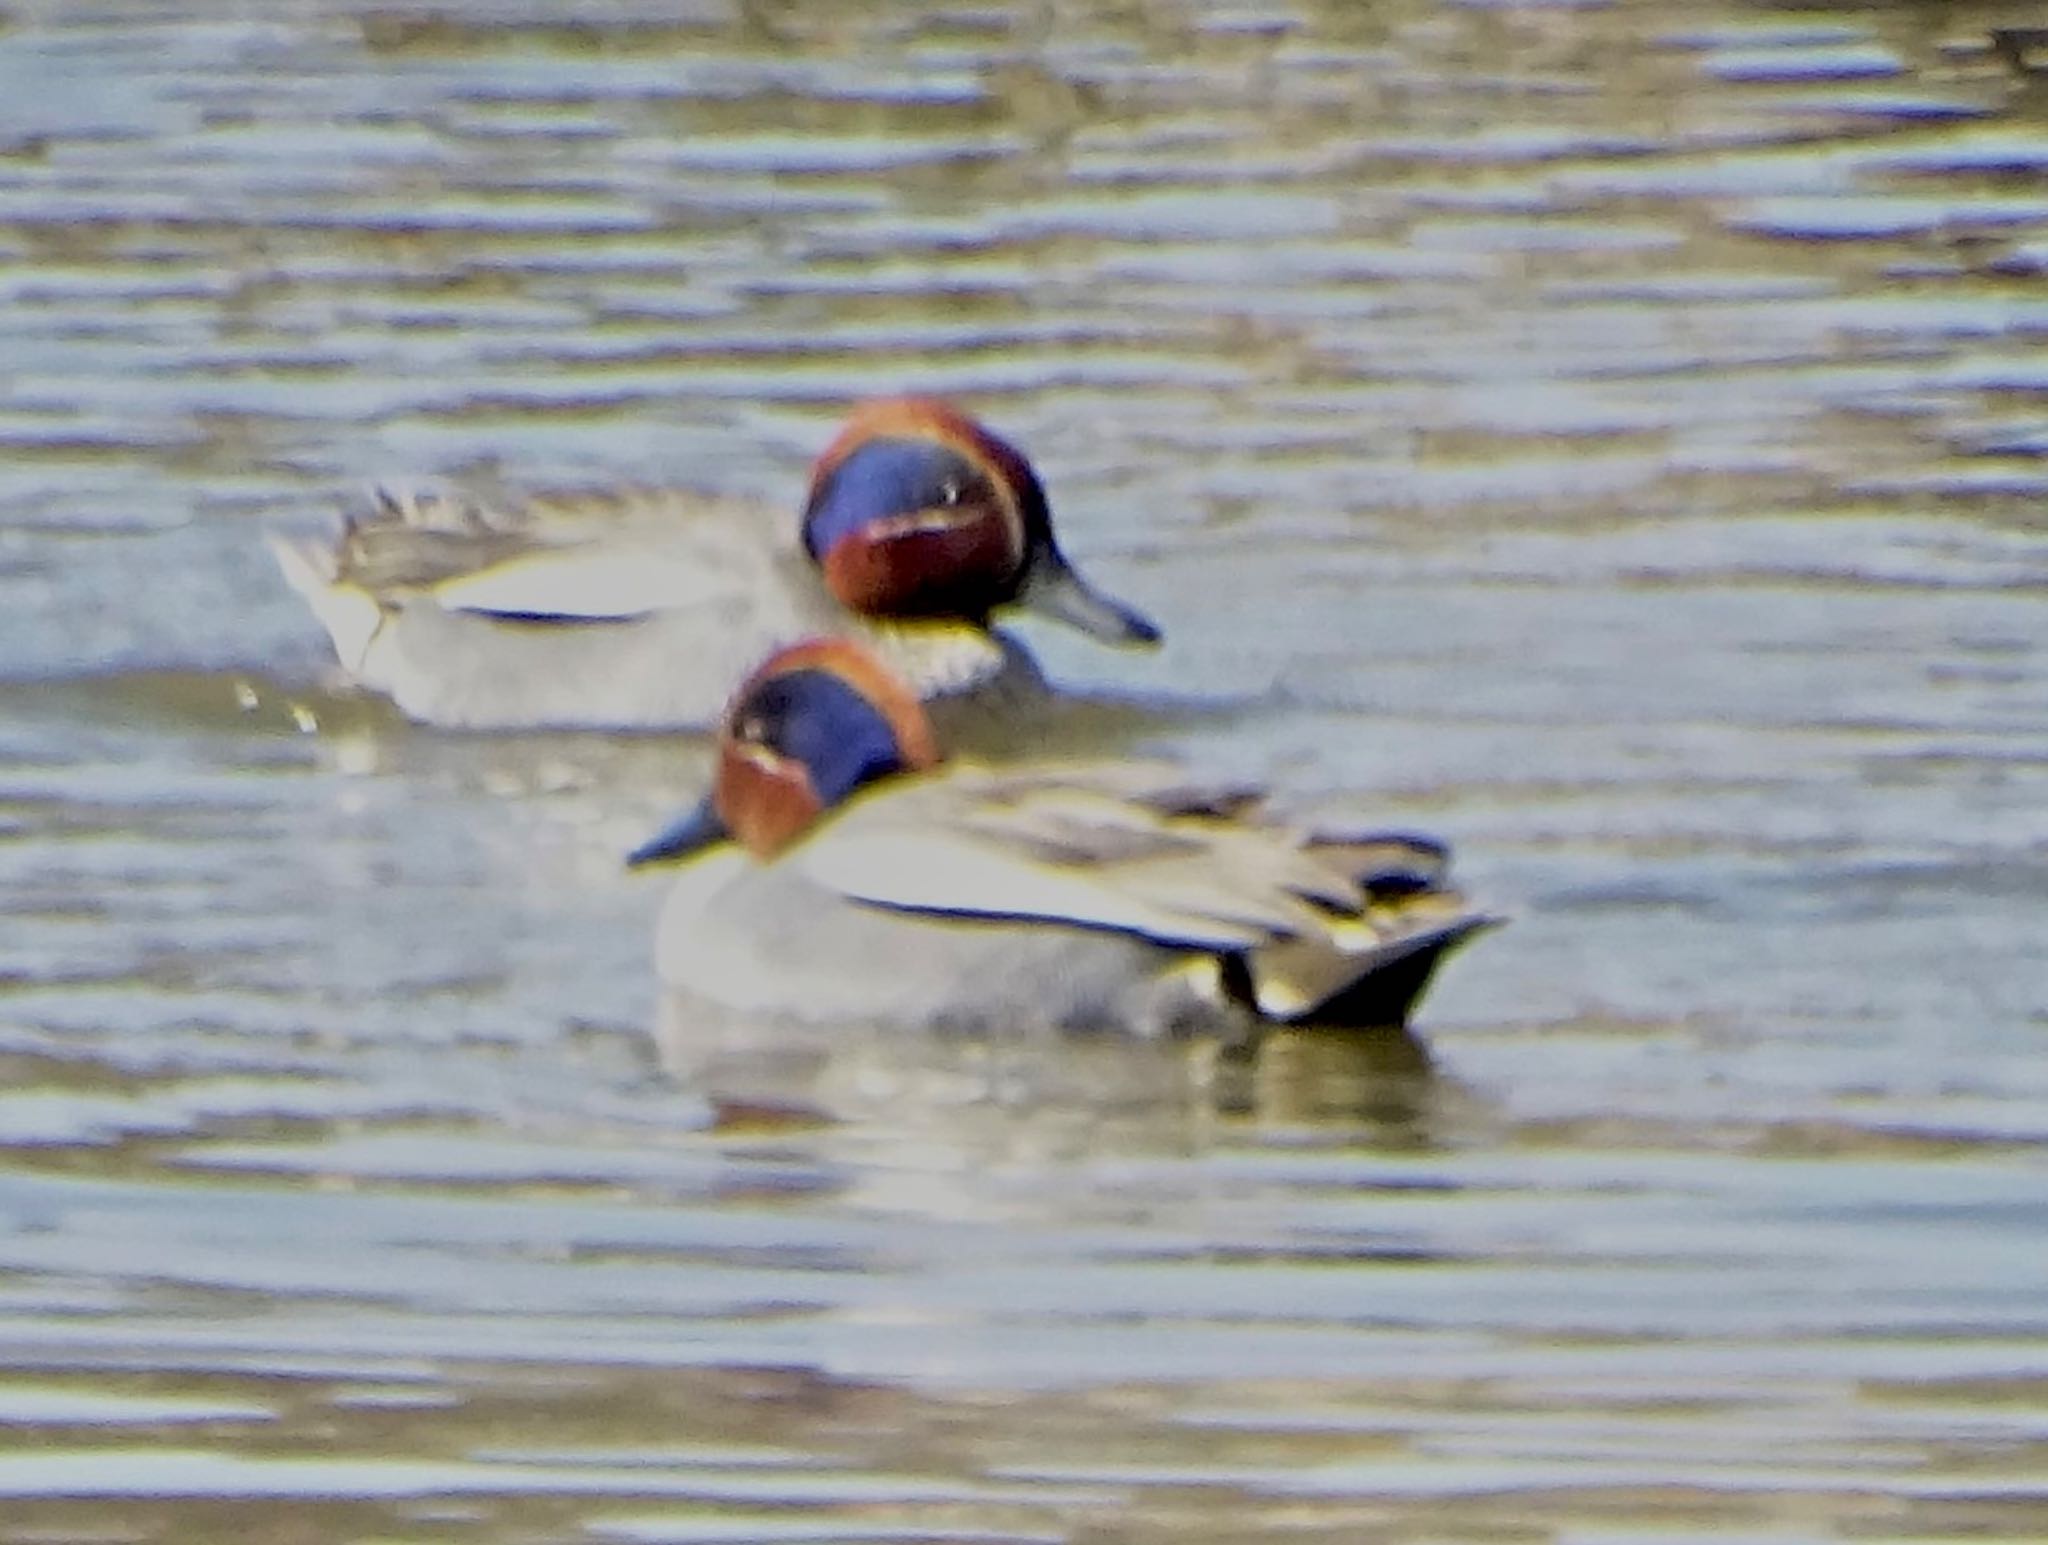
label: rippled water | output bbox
[5,0,2048,1539]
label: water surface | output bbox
[4,0,2048,1539]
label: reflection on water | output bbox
[5,0,2048,1539]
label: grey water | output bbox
[4,0,2048,1539]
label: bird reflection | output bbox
[1207,1023,1439,1139]
[674,1005,1454,1158]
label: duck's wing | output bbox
[793,763,1369,952]
[278,485,783,623]
[801,762,1502,1026]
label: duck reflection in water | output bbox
[697,1022,1460,1162]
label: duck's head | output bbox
[801,396,1161,648]
[627,638,939,867]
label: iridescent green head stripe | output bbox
[627,639,940,867]
[802,396,1161,646]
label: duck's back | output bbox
[274,486,1020,731]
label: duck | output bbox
[627,638,1498,1042]
[268,397,1161,731]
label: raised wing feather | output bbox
[332,486,783,620]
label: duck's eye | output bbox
[936,477,965,506]
[733,712,768,746]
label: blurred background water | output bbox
[3,0,2048,1539]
